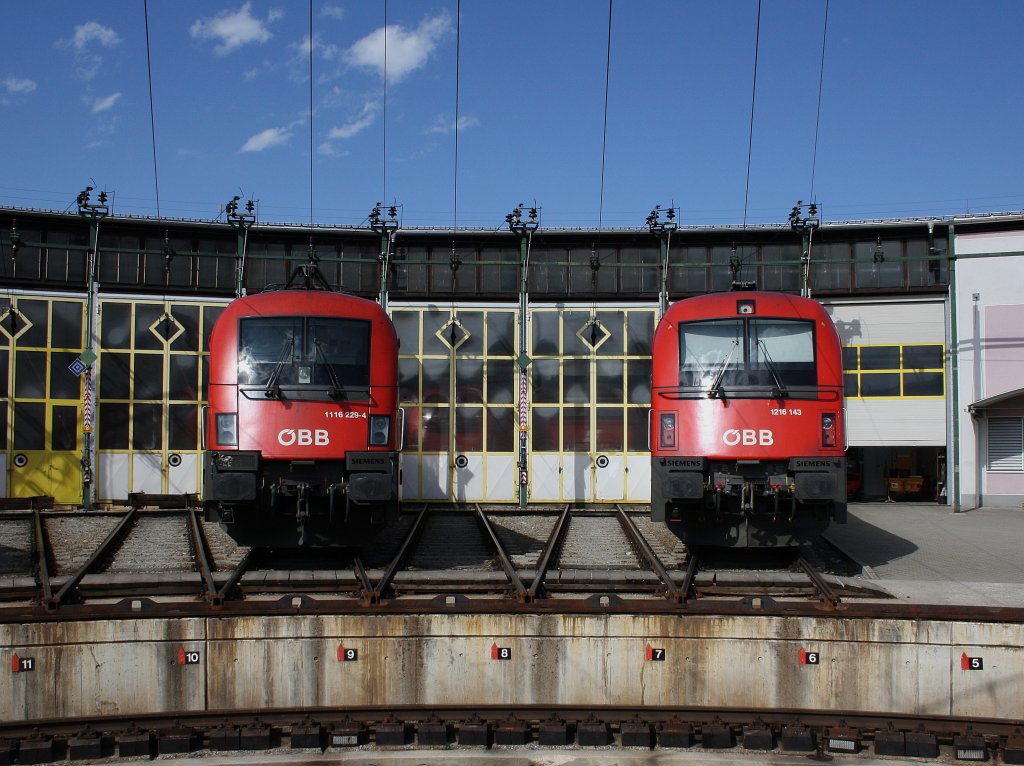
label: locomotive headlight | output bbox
[216,413,238,446]
[658,412,677,450]
[821,412,837,448]
[369,414,391,447]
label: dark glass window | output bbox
[860,373,900,397]
[860,346,900,370]
[903,371,944,396]
[13,402,45,450]
[455,359,484,404]
[169,305,200,351]
[842,347,858,371]
[626,359,651,404]
[100,352,131,398]
[421,407,448,452]
[133,404,162,450]
[14,351,46,398]
[532,407,559,451]
[455,407,483,451]
[903,345,943,370]
[99,403,129,449]
[486,359,514,404]
[101,303,132,349]
[133,303,164,350]
[237,317,371,389]
[487,408,515,452]
[169,355,199,400]
[679,318,815,389]
[844,373,859,397]
[595,408,622,452]
[17,300,48,347]
[51,302,83,348]
[169,404,198,450]
[627,409,648,452]
[133,354,164,399]
[563,408,590,451]
[50,352,82,399]
[52,405,78,451]
[399,358,420,402]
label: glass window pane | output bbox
[627,359,651,404]
[860,373,899,397]
[50,352,82,399]
[202,305,224,350]
[99,403,129,449]
[532,312,559,355]
[403,406,421,450]
[422,309,450,355]
[0,349,7,399]
[595,312,624,355]
[52,405,78,451]
[392,311,421,355]
[456,359,484,404]
[563,408,590,451]
[455,407,483,451]
[563,359,590,404]
[14,351,46,398]
[903,345,943,370]
[100,352,131,399]
[531,359,560,404]
[596,360,624,404]
[169,305,200,352]
[531,407,559,452]
[842,347,858,371]
[563,310,594,356]
[626,312,653,355]
[133,354,164,399]
[487,312,515,356]
[169,355,199,400]
[17,300,48,347]
[455,312,484,356]
[844,373,859,397]
[0,402,6,450]
[101,303,132,349]
[421,358,450,402]
[627,408,648,452]
[487,408,515,452]
[399,358,420,403]
[903,372,943,396]
[169,404,198,450]
[596,408,623,452]
[133,404,162,450]
[486,359,514,404]
[421,407,448,451]
[13,402,45,450]
[861,346,900,370]
[134,303,164,350]
[51,301,83,348]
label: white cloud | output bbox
[346,11,451,83]
[57,21,121,81]
[241,126,293,152]
[3,77,37,94]
[90,92,121,113]
[321,5,345,21]
[325,101,379,140]
[428,114,480,135]
[317,141,349,157]
[190,2,278,55]
[68,21,121,51]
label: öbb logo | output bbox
[278,429,330,446]
[723,429,774,446]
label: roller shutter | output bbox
[988,417,1024,472]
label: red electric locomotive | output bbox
[650,290,846,546]
[203,265,401,545]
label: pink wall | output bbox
[984,304,1024,397]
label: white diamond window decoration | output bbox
[436,316,470,350]
[0,308,31,341]
[149,312,185,346]
[576,317,611,351]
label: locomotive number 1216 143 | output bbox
[770,408,803,416]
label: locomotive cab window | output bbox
[238,316,371,396]
[679,318,816,394]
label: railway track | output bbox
[0,705,1021,763]
[1,499,1021,622]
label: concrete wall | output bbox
[2,614,1021,722]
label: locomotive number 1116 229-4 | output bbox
[324,411,367,418]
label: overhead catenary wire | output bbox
[809,0,830,203]
[143,0,161,222]
[309,0,315,227]
[742,0,762,229]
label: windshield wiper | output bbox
[312,339,345,399]
[708,341,738,400]
[758,340,789,399]
[264,335,295,397]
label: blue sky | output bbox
[2,1,1023,229]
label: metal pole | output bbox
[517,231,531,509]
[947,221,961,513]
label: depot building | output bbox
[1,204,1021,511]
